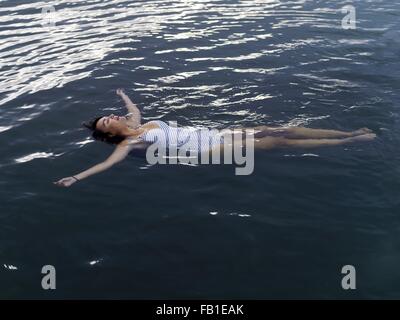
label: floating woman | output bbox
[54,89,375,187]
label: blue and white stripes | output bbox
[139,120,223,153]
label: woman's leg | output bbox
[253,133,376,150]
[249,125,372,139]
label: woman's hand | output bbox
[116,88,126,97]
[53,177,77,187]
[116,88,141,127]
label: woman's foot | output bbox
[347,133,376,143]
[352,127,373,136]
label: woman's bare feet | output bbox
[347,133,376,143]
[352,127,373,136]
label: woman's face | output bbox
[95,114,129,136]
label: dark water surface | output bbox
[1,0,400,299]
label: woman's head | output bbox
[83,114,131,144]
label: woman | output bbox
[54,89,376,187]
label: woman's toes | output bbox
[354,127,373,135]
[351,133,376,142]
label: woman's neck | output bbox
[123,127,144,138]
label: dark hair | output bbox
[82,116,125,145]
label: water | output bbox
[0,0,399,299]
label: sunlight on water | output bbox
[0,0,285,106]
[14,151,58,163]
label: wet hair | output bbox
[82,116,125,145]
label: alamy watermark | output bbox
[341,5,356,30]
[41,5,57,28]
[41,265,56,290]
[341,265,356,290]
[144,122,255,176]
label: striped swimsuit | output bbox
[139,120,224,153]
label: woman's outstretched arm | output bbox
[116,88,141,128]
[54,142,132,187]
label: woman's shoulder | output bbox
[118,138,137,147]
[118,139,150,157]
[141,120,164,129]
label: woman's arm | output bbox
[54,142,132,187]
[116,88,141,128]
